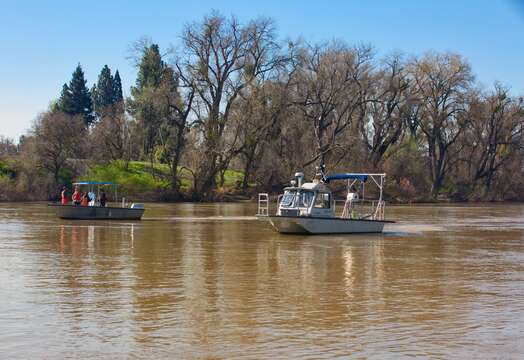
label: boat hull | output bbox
[49,204,144,220]
[267,215,389,234]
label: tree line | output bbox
[1,12,523,202]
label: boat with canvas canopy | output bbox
[49,181,145,220]
[257,167,393,234]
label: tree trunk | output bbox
[194,147,219,201]
[169,127,187,195]
[149,152,156,179]
[170,158,180,194]
[432,174,444,199]
[219,169,226,188]
[241,147,257,190]
[53,168,60,189]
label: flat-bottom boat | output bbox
[258,169,393,234]
[49,203,144,220]
[267,215,389,234]
[49,181,145,220]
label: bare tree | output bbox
[359,55,411,168]
[293,42,373,169]
[33,111,85,185]
[174,12,286,199]
[156,67,195,194]
[90,102,131,162]
[0,136,17,156]
[232,78,293,189]
[408,52,473,199]
[462,84,524,194]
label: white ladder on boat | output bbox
[257,193,269,216]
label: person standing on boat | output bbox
[80,192,89,206]
[88,190,96,206]
[72,187,81,206]
[60,187,68,205]
[99,190,107,207]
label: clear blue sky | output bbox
[1,0,524,140]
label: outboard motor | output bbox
[294,172,305,187]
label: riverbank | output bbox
[1,158,523,203]
[0,159,248,202]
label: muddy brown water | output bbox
[0,202,523,359]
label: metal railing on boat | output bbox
[257,193,269,216]
[258,193,385,220]
[334,199,386,220]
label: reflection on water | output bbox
[0,203,523,359]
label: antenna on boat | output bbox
[317,161,327,183]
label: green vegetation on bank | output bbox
[82,161,170,197]
[0,154,250,201]
[79,161,247,200]
[0,161,14,201]
[0,160,16,179]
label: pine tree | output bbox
[58,84,74,113]
[129,44,169,166]
[90,83,97,108]
[134,44,164,90]
[92,65,115,117]
[58,64,94,126]
[113,70,123,103]
[128,43,188,194]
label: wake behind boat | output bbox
[49,181,145,220]
[257,168,393,234]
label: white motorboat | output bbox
[257,169,393,234]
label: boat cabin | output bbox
[278,180,334,218]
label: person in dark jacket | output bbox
[99,190,107,207]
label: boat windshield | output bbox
[297,190,314,207]
[280,190,296,207]
[280,189,315,208]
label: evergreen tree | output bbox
[129,43,166,147]
[92,65,115,117]
[58,64,94,126]
[129,43,169,165]
[90,83,97,108]
[134,44,164,90]
[58,84,74,113]
[127,42,188,193]
[113,70,123,103]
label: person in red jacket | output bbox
[72,187,81,205]
[61,186,68,205]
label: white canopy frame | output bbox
[343,173,386,220]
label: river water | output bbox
[0,202,523,359]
